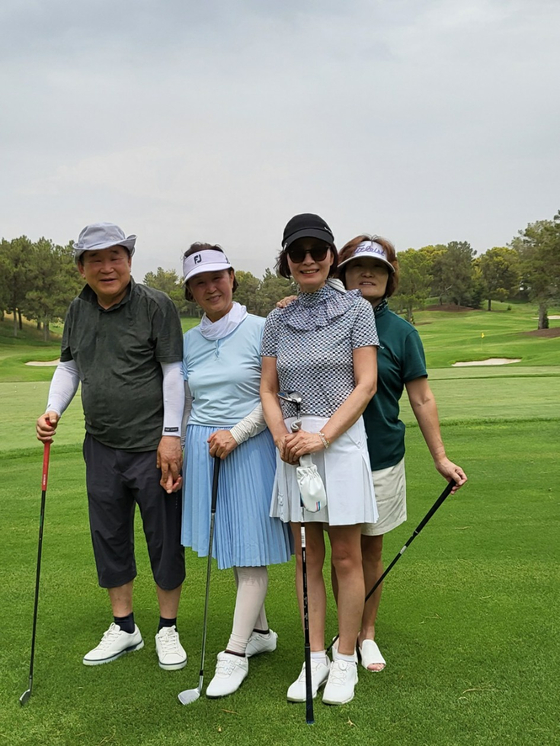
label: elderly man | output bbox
[36,222,186,670]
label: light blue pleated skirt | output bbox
[182,425,294,569]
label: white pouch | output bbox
[296,454,327,513]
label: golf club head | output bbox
[19,689,31,706]
[178,688,201,705]
[278,391,303,430]
[277,391,303,406]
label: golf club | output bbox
[178,456,221,705]
[277,390,302,432]
[20,440,51,706]
[327,478,456,655]
[278,391,314,724]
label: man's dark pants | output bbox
[83,433,185,590]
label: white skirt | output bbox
[361,457,407,536]
[270,415,378,526]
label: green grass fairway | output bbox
[1,304,559,746]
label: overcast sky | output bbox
[1,0,559,281]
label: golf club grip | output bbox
[210,456,221,513]
[42,442,51,491]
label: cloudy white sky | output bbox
[1,0,559,281]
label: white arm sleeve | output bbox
[230,403,267,445]
[46,360,80,416]
[161,362,184,437]
[181,380,193,448]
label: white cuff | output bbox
[230,403,267,445]
[181,381,193,448]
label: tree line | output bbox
[2,211,559,337]
[0,236,82,339]
[392,212,560,328]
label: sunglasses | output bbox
[287,245,330,263]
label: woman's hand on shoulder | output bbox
[283,430,324,463]
[207,430,238,460]
[276,295,297,309]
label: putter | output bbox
[178,456,221,705]
[20,440,51,706]
[327,478,457,655]
[278,391,314,725]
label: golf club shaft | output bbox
[278,392,314,722]
[294,398,314,723]
[327,479,456,654]
[197,457,221,688]
[26,442,51,695]
[300,523,314,725]
[364,479,455,604]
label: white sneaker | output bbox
[322,659,358,705]
[206,651,249,698]
[155,625,187,671]
[83,623,144,666]
[286,658,330,702]
[246,629,278,658]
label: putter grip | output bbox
[210,456,221,513]
[42,442,51,492]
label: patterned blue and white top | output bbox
[261,284,379,418]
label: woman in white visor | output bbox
[180,243,293,698]
[335,235,467,673]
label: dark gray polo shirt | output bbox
[60,278,183,452]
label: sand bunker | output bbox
[452,358,521,367]
[26,359,60,366]
[533,315,560,320]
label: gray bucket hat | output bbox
[73,222,136,263]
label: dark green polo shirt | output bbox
[363,302,428,470]
[60,278,183,452]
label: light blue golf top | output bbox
[183,314,265,426]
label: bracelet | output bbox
[318,431,330,449]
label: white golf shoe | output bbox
[83,623,144,666]
[246,629,278,658]
[286,658,330,702]
[206,651,249,698]
[322,659,358,705]
[155,625,187,670]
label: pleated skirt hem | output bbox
[182,425,293,569]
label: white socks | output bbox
[227,566,269,655]
[311,650,329,666]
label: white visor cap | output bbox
[338,240,395,273]
[183,248,233,283]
